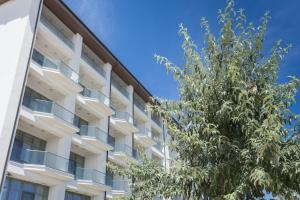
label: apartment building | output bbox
[0,0,170,199]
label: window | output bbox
[1,178,49,200]
[65,191,91,200]
[68,152,85,175]
[22,87,49,108]
[10,130,46,163]
[73,115,88,132]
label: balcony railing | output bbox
[80,86,110,107]
[40,15,74,49]
[23,149,70,173]
[78,125,108,144]
[136,127,152,138]
[112,180,129,193]
[113,144,138,159]
[154,142,163,152]
[112,111,133,124]
[23,98,75,126]
[81,52,106,79]
[111,79,129,99]
[32,49,79,84]
[134,101,147,114]
[152,116,162,128]
[75,167,108,185]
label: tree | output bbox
[110,0,300,199]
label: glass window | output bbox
[73,115,88,130]
[1,178,49,200]
[10,130,46,163]
[65,191,91,200]
[68,152,85,175]
[22,87,49,108]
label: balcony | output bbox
[20,98,79,137]
[134,100,147,114]
[75,167,111,192]
[152,142,165,158]
[110,144,138,163]
[81,51,106,77]
[10,148,73,181]
[152,116,163,132]
[72,125,113,154]
[39,15,74,53]
[107,180,129,198]
[76,86,114,118]
[111,79,131,105]
[30,49,82,95]
[134,127,156,147]
[110,111,138,134]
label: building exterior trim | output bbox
[44,0,153,103]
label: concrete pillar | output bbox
[48,183,66,200]
[85,153,106,183]
[126,85,134,116]
[50,33,82,162]
[124,85,134,148]
[93,62,112,133]
[0,0,42,189]
[145,103,152,138]
[146,103,153,158]
[71,33,83,72]
[102,62,112,97]
[46,135,72,159]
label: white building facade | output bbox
[0,0,170,200]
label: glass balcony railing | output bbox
[75,167,108,185]
[40,15,74,49]
[80,86,110,107]
[78,125,108,144]
[23,149,70,173]
[113,144,138,159]
[154,142,163,153]
[81,52,106,79]
[136,127,152,138]
[152,116,162,128]
[134,101,147,114]
[112,111,133,124]
[32,49,79,84]
[111,79,129,99]
[24,98,75,126]
[112,180,129,193]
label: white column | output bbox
[164,127,170,169]
[146,103,153,159]
[85,153,107,183]
[124,85,134,147]
[48,183,66,200]
[102,62,112,97]
[46,136,72,159]
[0,0,42,187]
[71,33,83,71]
[126,85,134,116]
[95,62,112,133]
[49,33,82,161]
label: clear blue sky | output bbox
[63,0,300,114]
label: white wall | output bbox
[0,0,42,188]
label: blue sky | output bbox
[63,0,300,114]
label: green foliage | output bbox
[111,0,300,199]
